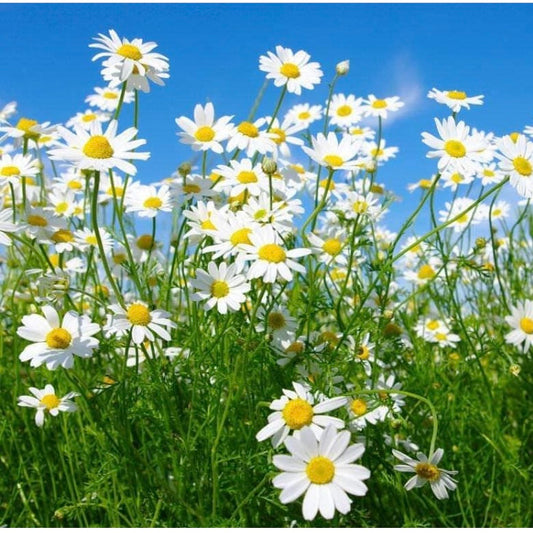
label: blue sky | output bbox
[2,3,533,228]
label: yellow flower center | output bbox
[201,219,216,230]
[237,171,258,184]
[435,332,447,341]
[82,113,97,123]
[1,166,21,176]
[82,135,114,159]
[318,330,339,348]
[126,303,151,326]
[418,264,435,279]
[450,173,464,184]
[286,341,304,354]
[181,184,200,194]
[483,169,495,177]
[419,179,433,189]
[143,196,163,209]
[306,456,335,484]
[492,208,502,217]
[52,229,74,243]
[282,398,314,429]
[350,398,367,416]
[267,312,286,330]
[136,234,155,250]
[298,111,311,120]
[358,345,370,360]
[113,252,127,265]
[237,121,259,138]
[427,320,441,331]
[230,228,252,246]
[211,280,230,298]
[194,126,215,142]
[45,327,72,349]
[336,105,352,117]
[353,200,369,214]
[447,90,467,100]
[323,154,344,168]
[371,148,384,157]
[415,462,441,482]
[16,118,40,140]
[68,179,83,190]
[319,179,335,189]
[27,214,48,227]
[509,132,520,143]
[372,99,388,109]
[280,62,300,79]
[444,140,466,158]
[322,238,342,256]
[49,254,60,267]
[253,208,267,220]
[456,213,469,224]
[269,127,286,145]
[103,91,118,99]
[41,394,61,411]
[351,127,364,135]
[117,43,143,61]
[520,317,533,334]
[258,243,286,263]
[512,157,532,177]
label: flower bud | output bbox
[336,60,350,76]
[178,161,192,178]
[261,156,277,175]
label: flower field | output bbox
[0,30,531,527]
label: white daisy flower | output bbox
[226,117,276,157]
[22,208,64,242]
[90,29,169,88]
[0,117,54,147]
[85,86,135,112]
[256,382,346,447]
[422,117,487,175]
[259,45,323,96]
[18,384,78,427]
[307,230,348,266]
[182,200,225,242]
[284,103,323,129]
[403,258,443,286]
[105,301,176,344]
[171,174,215,204]
[124,183,174,218]
[0,153,40,184]
[441,169,475,191]
[477,163,505,186]
[101,61,170,93]
[302,132,361,172]
[328,93,364,128]
[48,120,149,176]
[176,102,234,154]
[214,158,268,198]
[347,397,388,431]
[392,448,458,500]
[265,116,305,159]
[505,300,533,352]
[239,226,310,283]
[256,304,297,342]
[496,134,533,198]
[74,227,114,255]
[427,88,484,113]
[362,94,404,119]
[17,305,100,370]
[272,425,370,520]
[66,109,110,131]
[438,197,485,232]
[190,261,250,314]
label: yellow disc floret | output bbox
[117,43,143,60]
[51,229,74,243]
[211,280,230,298]
[45,327,72,349]
[16,118,40,140]
[418,264,436,279]
[41,394,61,411]
[282,398,314,429]
[306,456,335,484]
[230,228,252,246]
[336,105,352,117]
[143,196,163,209]
[372,99,387,109]
[237,171,258,184]
[237,121,259,138]
[350,398,368,416]
[415,462,441,482]
[323,154,344,168]
[322,238,342,256]
[1,166,21,177]
[127,303,151,326]
[512,157,532,177]
[136,234,155,250]
[27,215,48,227]
[258,243,286,263]
[520,317,533,334]
[83,135,114,159]
[280,62,300,79]
[444,140,466,158]
[447,90,467,100]
[267,312,286,330]
[195,126,215,142]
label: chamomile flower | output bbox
[90,30,169,88]
[505,300,533,352]
[496,134,533,197]
[85,86,135,112]
[49,120,149,175]
[438,197,485,232]
[328,93,364,128]
[441,169,475,191]
[17,305,100,370]
[190,261,251,314]
[427,88,484,113]
[74,227,114,255]
[347,397,388,431]
[172,174,215,204]
[124,184,174,218]
[176,102,234,154]
[23,208,64,242]
[18,384,78,427]
[259,45,323,96]
[256,382,346,447]
[226,117,276,157]
[362,95,404,119]
[272,425,370,520]
[46,188,82,219]
[302,132,361,171]
[105,301,176,344]
[0,117,54,146]
[0,153,40,184]
[422,117,487,174]
[256,304,297,341]
[214,158,268,198]
[285,103,323,129]
[239,226,310,283]
[265,116,305,159]
[307,230,348,266]
[404,258,442,286]
[66,109,110,130]
[392,448,458,500]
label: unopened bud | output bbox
[178,161,192,178]
[336,60,350,76]
[261,157,277,175]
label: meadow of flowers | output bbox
[1,31,531,527]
